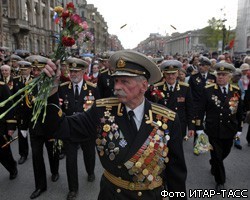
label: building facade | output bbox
[0,0,112,55]
[235,0,250,55]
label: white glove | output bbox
[236,132,242,137]
[196,130,204,135]
[20,130,28,138]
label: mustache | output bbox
[113,89,127,97]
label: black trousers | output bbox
[209,137,233,184]
[64,139,96,192]
[30,134,59,189]
[246,124,250,143]
[17,128,29,157]
[0,138,16,174]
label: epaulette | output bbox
[60,81,71,87]
[100,69,108,74]
[205,83,216,88]
[179,82,189,87]
[96,97,120,107]
[13,76,20,79]
[153,81,165,87]
[86,81,97,88]
[231,84,240,90]
[0,81,5,85]
[151,103,176,121]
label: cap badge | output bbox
[169,66,173,69]
[34,59,39,65]
[220,67,224,71]
[117,59,126,68]
[72,62,77,67]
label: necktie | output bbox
[202,74,206,79]
[23,77,26,84]
[222,87,227,99]
[128,110,137,134]
[75,85,79,101]
[169,86,173,92]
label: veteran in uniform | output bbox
[0,64,14,92]
[58,57,100,200]
[146,60,195,139]
[0,81,18,180]
[188,56,216,152]
[195,62,243,192]
[10,54,23,77]
[12,60,33,164]
[97,53,115,98]
[24,55,60,199]
[42,50,187,200]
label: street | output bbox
[0,124,249,200]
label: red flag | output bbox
[186,36,189,44]
[229,39,235,49]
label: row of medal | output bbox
[124,118,170,189]
[96,110,127,161]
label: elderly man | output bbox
[146,60,195,139]
[0,64,13,91]
[43,50,187,200]
[196,62,243,192]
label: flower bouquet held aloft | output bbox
[0,2,91,126]
[193,132,213,155]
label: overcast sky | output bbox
[87,0,238,49]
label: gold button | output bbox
[138,191,142,196]
[116,188,121,193]
[118,165,122,169]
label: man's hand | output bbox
[188,130,195,137]
[44,59,61,95]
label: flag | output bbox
[186,36,189,44]
[53,12,60,24]
[229,39,235,49]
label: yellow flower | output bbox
[54,6,63,13]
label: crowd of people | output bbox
[0,47,250,200]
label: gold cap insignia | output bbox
[169,66,174,69]
[34,59,39,65]
[117,59,126,68]
[72,62,77,67]
[220,67,224,71]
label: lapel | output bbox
[68,82,75,107]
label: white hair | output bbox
[0,64,11,71]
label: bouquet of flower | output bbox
[150,86,165,101]
[193,132,213,155]
[0,2,91,126]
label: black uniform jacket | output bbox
[12,76,33,130]
[147,81,195,131]
[0,82,16,145]
[188,72,216,103]
[196,83,243,139]
[44,95,187,199]
[97,69,114,98]
[58,80,100,142]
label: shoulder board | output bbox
[100,69,108,74]
[231,84,240,90]
[205,83,216,88]
[13,76,20,79]
[179,82,189,87]
[86,81,97,88]
[151,103,176,121]
[60,81,71,87]
[154,81,165,87]
[96,97,119,107]
[0,81,5,85]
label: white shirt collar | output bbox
[220,84,229,92]
[73,79,83,91]
[167,82,176,90]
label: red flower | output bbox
[71,14,83,24]
[66,2,75,9]
[62,36,75,47]
[61,10,70,19]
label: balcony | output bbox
[9,18,31,34]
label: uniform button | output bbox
[116,188,121,193]
[221,107,223,109]
[228,121,230,123]
[138,191,142,196]
[220,113,222,116]
[118,165,122,169]
[220,120,222,122]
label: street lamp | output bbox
[222,19,227,53]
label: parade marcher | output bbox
[12,60,33,164]
[25,56,60,199]
[10,54,23,77]
[0,64,14,92]
[188,56,216,154]
[97,53,114,98]
[196,62,243,192]
[89,62,100,84]
[43,50,187,200]
[0,82,18,180]
[58,57,100,200]
[186,55,199,76]
[146,60,195,139]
